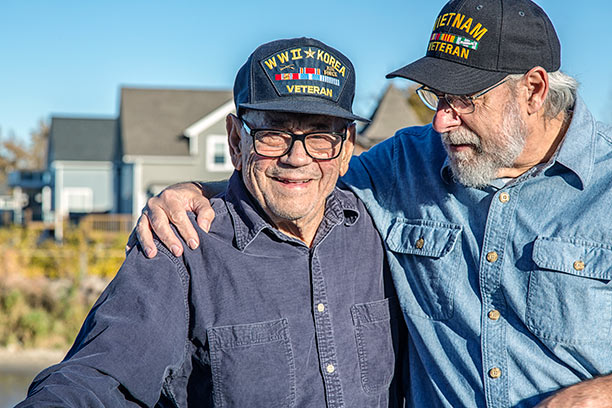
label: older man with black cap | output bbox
[16,37,405,407]
[134,0,612,407]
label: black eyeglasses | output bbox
[241,120,347,160]
[416,78,509,114]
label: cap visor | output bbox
[239,98,369,123]
[386,56,508,95]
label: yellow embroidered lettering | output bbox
[452,13,465,29]
[461,48,470,59]
[290,48,303,60]
[470,24,488,41]
[440,13,449,26]
[277,51,290,64]
[263,57,277,70]
[460,17,473,33]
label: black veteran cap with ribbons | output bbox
[387,0,561,95]
[233,37,368,122]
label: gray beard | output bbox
[441,100,528,188]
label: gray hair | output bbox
[506,70,578,119]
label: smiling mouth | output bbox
[272,176,313,184]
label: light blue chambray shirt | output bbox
[342,97,612,407]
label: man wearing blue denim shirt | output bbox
[134,1,612,407]
[17,38,405,407]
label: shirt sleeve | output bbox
[16,245,190,408]
[340,135,397,225]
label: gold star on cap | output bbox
[305,47,315,58]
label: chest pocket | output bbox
[527,236,612,344]
[385,219,462,320]
[207,318,296,407]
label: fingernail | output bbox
[201,221,210,232]
[171,245,181,256]
[188,239,198,250]
[145,247,154,258]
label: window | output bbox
[62,187,93,213]
[206,135,233,172]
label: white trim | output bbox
[184,100,235,156]
[132,160,144,223]
[51,160,113,169]
[206,135,233,172]
[122,155,197,165]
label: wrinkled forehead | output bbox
[242,109,350,131]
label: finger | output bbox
[167,208,200,251]
[136,214,158,258]
[148,207,184,257]
[193,198,216,233]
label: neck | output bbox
[272,208,325,247]
[497,110,571,179]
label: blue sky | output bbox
[1,0,610,143]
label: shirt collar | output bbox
[439,96,596,189]
[224,171,360,251]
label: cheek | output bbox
[319,163,342,188]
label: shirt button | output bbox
[499,192,510,203]
[326,364,335,373]
[486,251,498,263]
[317,303,325,312]
[489,367,502,379]
[573,260,585,271]
[415,238,425,249]
[488,310,501,320]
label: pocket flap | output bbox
[533,236,612,280]
[385,219,461,258]
[351,297,399,326]
[207,318,289,349]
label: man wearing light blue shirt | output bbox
[135,0,612,406]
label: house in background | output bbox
[355,84,427,154]
[117,87,234,219]
[9,83,426,237]
[47,117,118,219]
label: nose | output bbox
[279,138,312,167]
[432,99,463,134]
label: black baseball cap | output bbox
[386,0,561,95]
[233,37,368,122]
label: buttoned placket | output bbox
[308,205,346,408]
[479,183,523,408]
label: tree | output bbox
[0,119,49,186]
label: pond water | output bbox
[0,370,37,408]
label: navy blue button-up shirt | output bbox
[18,173,404,407]
[343,97,612,407]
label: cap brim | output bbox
[239,98,369,123]
[386,56,508,95]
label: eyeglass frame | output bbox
[241,120,348,160]
[416,78,509,114]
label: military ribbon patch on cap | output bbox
[427,11,489,61]
[260,46,349,102]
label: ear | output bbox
[338,122,356,176]
[522,66,549,115]
[226,113,243,170]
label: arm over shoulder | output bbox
[17,246,190,407]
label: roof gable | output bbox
[120,88,233,157]
[48,117,118,163]
[358,85,422,149]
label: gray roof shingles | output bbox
[358,84,421,149]
[119,88,233,157]
[49,117,118,162]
